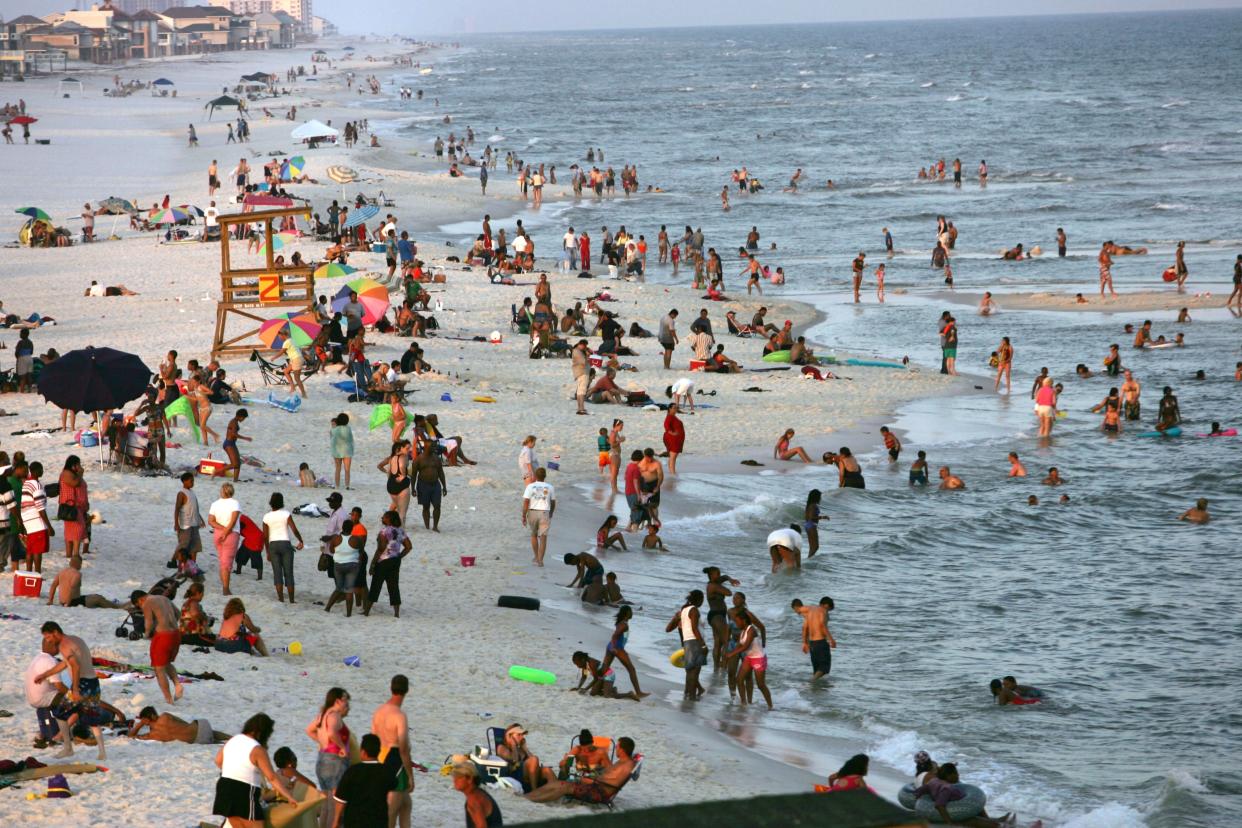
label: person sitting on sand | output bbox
[789,336,814,365]
[571,651,640,701]
[913,763,1018,827]
[85,281,138,297]
[823,753,875,793]
[565,551,607,604]
[588,368,625,405]
[603,572,632,606]
[775,429,812,462]
[595,515,626,550]
[939,466,966,489]
[641,524,666,551]
[1179,498,1210,524]
[179,582,215,646]
[129,706,229,744]
[708,343,742,373]
[46,555,123,608]
[214,597,268,656]
[526,736,638,804]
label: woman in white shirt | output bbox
[262,492,303,604]
[518,434,540,485]
[212,713,294,827]
[207,483,241,596]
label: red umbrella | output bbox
[7,115,37,125]
[243,193,295,207]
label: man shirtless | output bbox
[564,551,606,604]
[526,736,638,805]
[791,597,836,680]
[36,622,107,759]
[133,590,184,704]
[1121,370,1142,420]
[46,556,122,608]
[1133,320,1152,349]
[411,441,446,532]
[938,466,965,490]
[373,674,414,828]
[1098,242,1117,297]
[129,706,229,743]
[1007,452,1027,477]
[1179,498,1210,524]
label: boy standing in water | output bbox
[792,597,836,681]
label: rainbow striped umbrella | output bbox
[258,231,299,253]
[332,277,390,325]
[258,312,321,349]
[148,206,192,225]
[280,155,306,180]
[313,262,359,280]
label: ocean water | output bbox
[381,13,1241,825]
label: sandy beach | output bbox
[0,37,953,826]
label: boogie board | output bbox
[1139,427,1182,437]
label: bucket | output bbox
[79,431,100,448]
[460,555,476,567]
[13,570,43,598]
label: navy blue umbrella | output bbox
[37,346,152,413]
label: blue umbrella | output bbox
[153,78,174,86]
[342,203,379,229]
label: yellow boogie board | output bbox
[670,648,685,668]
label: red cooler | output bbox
[13,570,42,598]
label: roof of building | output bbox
[53,20,94,33]
[179,21,220,31]
[161,6,234,18]
[9,14,50,25]
[273,10,297,24]
[132,10,164,21]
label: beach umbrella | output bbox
[97,197,136,215]
[343,46,355,51]
[16,206,51,222]
[204,95,241,119]
[7,115,37,126]
[152,78,174,86]
[313,262,358,280]
[258,231,299,253]
[148,207,192,225]
[177,203,204,217]
[291,119,338,141]
[37,346,152,466]
[342,203,379,229]
[243,193,294,208]
[326,165,358,184]
[281,155,306,180]
[258,312,321,350]
[332,277,390,325]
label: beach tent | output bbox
[241,72,274,82]
[520,791,927,828]
[291,119,339,141]
[152,78,174,87]
[58,76,84,96]
[205,95,243,119]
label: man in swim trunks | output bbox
[372,674,413,827]
[792,597,836,680]
[411,441,446,532]
[526,736,637,804]
[133,590,184,704]
[36,622,108,759]
[129,706,229,743]
[1098,242,1116,297]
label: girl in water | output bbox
[726,608,773,709]
[804,489,827,556]
[703,566,740,667]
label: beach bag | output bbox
[318,550,332,572]
[56,503,78,522]
[46,773,72,798]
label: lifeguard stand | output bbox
[212,206,314,359]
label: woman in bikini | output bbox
[378,440,411,526]
[703,566,739,668]
[608,419,625,493]
[188,376,219,445]
[305,687,351,828]
[775,428,812,462]
[387,390,407,443]
[597,606,649,699]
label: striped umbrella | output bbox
[332,277,389,325]
[16,206,52,222]
[258,312,321,349]
[258,231,299,253]
[281,155,306,180]
[148,207,192,225]
[313,262,359,280]
[326,165,358,184]
[342,203,378,229]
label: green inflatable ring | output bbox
[509,665,556,685]
[762,350,792,363]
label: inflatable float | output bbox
[1161,267,1178,283]
[1139,427,1182,437]
[898,782,988,823]
[669,648,685,668]
[1198,429,1237,437]
[497,595,540,611]
[509,665,556,685]
[762,350,791,363]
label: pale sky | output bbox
[2,0,1240,31]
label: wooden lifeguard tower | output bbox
[212,206,314,359]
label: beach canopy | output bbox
[343,46,355,51]
[148,206,192,225]
[520,790,925,828]
[313,49,327,55]
[152,78,175,86]
[258,231,299,253]
[241,72,274,82]
[205,95,242,119]
[291,119,338,141]
[37,346,152,414]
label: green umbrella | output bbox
[16,206,51,222]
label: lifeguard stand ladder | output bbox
[211,206,314,359]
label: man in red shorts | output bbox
[21,460,54,573]
[132,590,184,704]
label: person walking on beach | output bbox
[373,674,414,828]
[941,316,958,375]
[263,492,303,604]
[571,340,590,415]
[479,162,488,195]
[1056,227,1067,257]
[208,160,219,196]
[208,483,241,595]
[173,472,204,564]
[668,590,707,701]
[188,124,198,147]
[1174,240,1188,292]
[1230,255,1242,307]
[599,605,650,699]
[331,413,354,489]
[852,252,865,303]
[521,468,555,566]
[608,419,625,492]
[995,336,1013,393]
[367,510,411,617]
[133,590,184,704]
[222,409,250,482]
[412,439,446,532]
[659,309,679,370]
[793,597,836,680]
[307,687,351,828]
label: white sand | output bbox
[0,39,943,825]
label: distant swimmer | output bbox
[938,466,965,490]
[720,187,730,212]
[1180,498,1211,524]
[1002,243,1025,261]
[1042,467,1065,486]
[952,157,962,186]
[786,168,802,192]
[978,159,988,185]
[1056,227,1067,257]
[1007,452,1027,477]
[1121,370,1142,420]
[979,292,997,316]
[909,450,929,486]
[883,226,894,255]
[1109,241,1147,255]
[1230,255,1242,307]
[1156,385,1181,433]
[825,179,835,189]
[989,676,1043,705]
